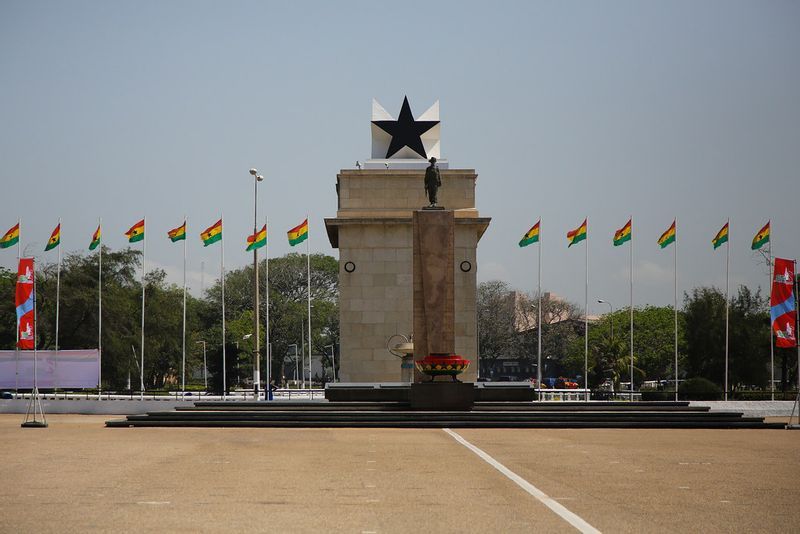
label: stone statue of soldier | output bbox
[424,157,442,206]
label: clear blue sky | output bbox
[1,1,798,313]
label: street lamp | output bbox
[195,340,207,391]
[288,343,299,385]
[325,344,336,382]
[597,299,614,343]
[249,168,264,398]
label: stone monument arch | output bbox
[324,97,490,383]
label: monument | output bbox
[324,97,490,384]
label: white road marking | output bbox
[137,501,170,505]
[443,429,601,534]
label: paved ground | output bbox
[1,415,798,533]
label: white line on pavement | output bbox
[443,428,601,534]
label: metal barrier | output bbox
[5,389,327,402]
[537,389,591,401]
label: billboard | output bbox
[0,350,99,389]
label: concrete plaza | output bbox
[1,414,798,533]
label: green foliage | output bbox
[683,285,769,390]
[1,248,338,391]
[0,267,16,347]
[565,306,683,386]
[202,252,338,386]
[678,376,723,400]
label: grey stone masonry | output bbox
[325,169,490,383]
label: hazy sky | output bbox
[1,1,798,314]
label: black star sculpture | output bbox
[372,96,439,159]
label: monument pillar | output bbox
[412,210,455,382]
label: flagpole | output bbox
[724,218,730,401]
[140,216,146,399]
[674,218,678,402]
[98,217,102,393]
[55,217,62,391]
[584,218,589,396]
[307,215,312,393]
[629,217,634,401]
[265,216,270,398]
[537,219,542,401]
[769,230,774,401]
[182,216,187,395]
[15,217,20,395]
[221,213,227,399]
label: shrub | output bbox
[641,390,674,401]
[678,377,723,400]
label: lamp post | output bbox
[597,299,614,342]
[249,168,264,398]
[195,340,207,391]
[325,344,336,382]
[288,343,299,386]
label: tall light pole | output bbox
[196,340,207,391]
[325,344,336,382]
[598,299,614,394]
[288,343,299,385]
[249,168,264,398]
[597,299,614,343]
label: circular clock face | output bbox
[460,260,472,273]
[344,261,356,273]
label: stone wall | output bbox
[326,169,489,383]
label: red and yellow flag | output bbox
[567,219,587,248]
[287,219,308,247]
[125,219,145,243]
[45,223,61,251]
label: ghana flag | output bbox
[287,219,308,247]
[712,222,729,250]
[519,221,540,247]
[658,220,676,249]
[201,219,222,246]
[45,223,61,251]
[751,221,770,251]
[246,224,267,251]
[168,221,187,242]
[613,218,632,246]
[0,223,20,249]
[125,219,145,243]
[567,219,587,247]
[89,224,101,250]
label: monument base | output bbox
[409,382,475,411]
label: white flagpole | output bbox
[221,214,227,399]
[629,217,634,401]
[98,217,102,393]
[769,229,774,401]
[537,220,542,401]
[674,218,678,402]
[307,216,312,392]
[724,218,730,401]
[140,217,146,399]
[265,216,270,398]
[15,217,21,395]
[182,216,187,395]
[55,217,61,391]
[584,218,589,395]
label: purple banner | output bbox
[0,350,99,389]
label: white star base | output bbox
[362,158,449,170]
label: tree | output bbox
[202,252,338,386]
[0,267,16,348]
[477,280,517,370]
[683,285,769,390]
